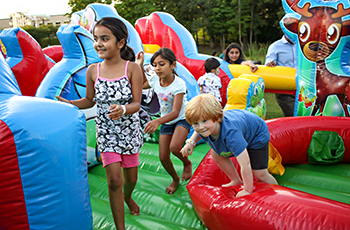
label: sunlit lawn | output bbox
[265,93,284,119]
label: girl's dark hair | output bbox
[224,43,245,64]
[150,47,178,75]
[204,58,220,73]
[93,17,129,53]
[121,45,135,61]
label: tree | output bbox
[115,0,161,25]
[254,0,285,43]
[21,25,60,47]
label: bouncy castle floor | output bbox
[88,142,211,230]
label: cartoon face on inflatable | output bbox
[224,74,266,119]
[78,7,96,33]
[281,0,350,117]
[240,75,266,119]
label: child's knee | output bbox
[159,154,171,163]
[124,176,137,185]
[108,175,123,191]
[169,144,181,154]
[253,169,269,180]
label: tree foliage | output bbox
[117,0,284,49]
[22,25,60,47]
[62,0,286,49]
[115,0,161,25]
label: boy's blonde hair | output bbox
[185,94,224,125]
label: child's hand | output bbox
[180,143,194,157]
[249,63,258,72]
[144,120,160,134]
[236,189,251,198]
[55,95,70,103]
[108,104,124,120]
[265,60,276,67]
[136,51,144,66]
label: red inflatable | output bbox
[1,28,55,96]
[187,116,350,230]
[43,45,63,63]
[135,12,231,106]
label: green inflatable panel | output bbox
[275,163,350,204]
[88,142,211,230]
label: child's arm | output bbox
[136,51,148,85]
[235,148,254,197]
[265,45,277,67]
[144,93,184,134]
[241,61,258,73]
[109,61,143,120]
[55,64,96,109]
[142,81,150,89]
[180,131,202,157]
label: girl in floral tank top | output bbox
[94,62,143,154]
[56,17,145,230]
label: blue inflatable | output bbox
[0,48,92,229]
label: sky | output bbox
[0,0,70,19]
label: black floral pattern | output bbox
[94,73,143,154]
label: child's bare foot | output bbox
[125,198,140,215]
[222,180,242,187]
[166,177,180,194]
[181,161,192,181]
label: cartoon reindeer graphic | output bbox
[283,0,350,116]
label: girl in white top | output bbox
[142,47,192,194]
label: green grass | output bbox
[265,93,284,119]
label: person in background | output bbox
[197,57,222,103]
[265,34,296,117]
[212,50,218,57]
[219,49,225,59]
[224,43,258,72]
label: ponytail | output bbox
[121,45,135,62]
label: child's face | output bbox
[228,48,240,62]
[152,56,175,80]
[192,119,220,137]
[93,25,123,59]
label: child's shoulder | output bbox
[174,75,186,83]
[86,63,99,74]
[88,62,99,69]
[127,61,139,69]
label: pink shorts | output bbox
[101,152,139,168]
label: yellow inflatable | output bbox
[0,39,6,55]
[143,44,161,54]
[225,74,266,119]
[228,64,296,91]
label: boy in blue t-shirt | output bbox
[180,94,278,197]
